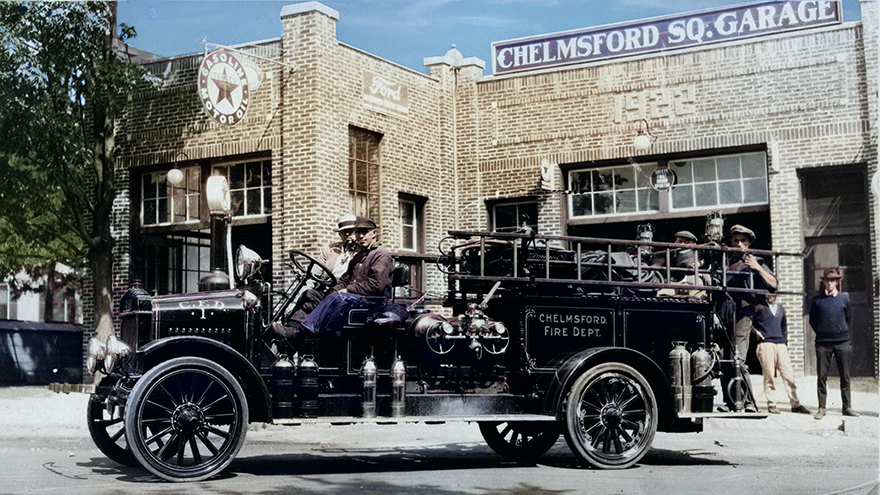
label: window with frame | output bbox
[142,235,211,295]
[492,201,538,232]
[567,151,768,219]
[212,159,272,218]
[141,166,202,226]
[399,195,425,252]
[349,127,381,221]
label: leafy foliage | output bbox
[0,1,144,329]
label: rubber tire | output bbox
[562,362,657,469]
[124,357,248,482]
[87,394,138,466]
[479,421,560,463]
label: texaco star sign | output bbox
[198,49,250,125]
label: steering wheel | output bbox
[288,249,337,288]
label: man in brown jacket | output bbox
[301,217,393,335]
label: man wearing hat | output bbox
[809,268,857,419]
[726,224,778,359]
[320,213,359,279]
[301,217,394,335]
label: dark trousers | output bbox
[301,291,376,335]
[816,340,853,410]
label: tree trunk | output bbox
[90,241,115,343]
[42,264,56,323]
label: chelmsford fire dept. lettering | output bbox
[527,307,613,338]
[492,0,841,74]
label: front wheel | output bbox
[124,357,248,482]
[562,362,657,469]
[479,421,560,463]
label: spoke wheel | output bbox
[479,421,560,463]
[562,363,657,469]
[124,357,248,482]
[88,394,137,466]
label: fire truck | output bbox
[85,222,793,482]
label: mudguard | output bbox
[135,336,272,423]
[541,347,678,430]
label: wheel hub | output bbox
[600,403,623,428]
[172,403,205,434]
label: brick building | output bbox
[112,1,879,376]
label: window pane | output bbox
[231,190,244,216]
[400,201,415,225]
[594,192,613,214]
[616,190,636,213]
[519,203,538,228]
[571,195,591,216]
[158,198,168,223]
[718,181,743,204]
[672,185,694,209]
[494,204,517,230]
[743,178,768,203]
[613,166,635,191]
[144,199,157,225]
[692,159,716,182]
[143,174,156,199]
[247,161,262,187]
[716,156,741,180]
[570,171,591,193]
[230,164,245,190]
[635,163,657,188]
[671,161,692,184]
[402,226,414,250]
[694,183,718,207]
[263,188,272,213]
[593,171,613,191]
[638,189,659,211]
[247,189,261,215]
[741,153,766,178]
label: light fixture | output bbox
[166,151,188,186]
[633,119,656,151]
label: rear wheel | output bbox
[562,362,657,469]
[124,357,248,482]
[479,421,560,462]
[87,393,137,466]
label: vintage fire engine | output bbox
[85,220,792,482]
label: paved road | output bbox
[0,378,877,495]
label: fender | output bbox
[134,336,272,423]
[541,347,676,428]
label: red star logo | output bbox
[211,67,239,106]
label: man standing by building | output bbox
[753,293,810,414]
[809,268,858,419]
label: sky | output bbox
[117,0,864,73]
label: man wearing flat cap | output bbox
[809,268,857,419]
[726,224,778,359]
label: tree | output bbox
[0,2,143,340]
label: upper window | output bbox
[212,159,272,218]
[349,127,381,221]
[142,166,202,226]
[567,151,768,219]
[493,201,538,232]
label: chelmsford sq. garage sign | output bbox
[492,0,841,75]
[198,49,250,125]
